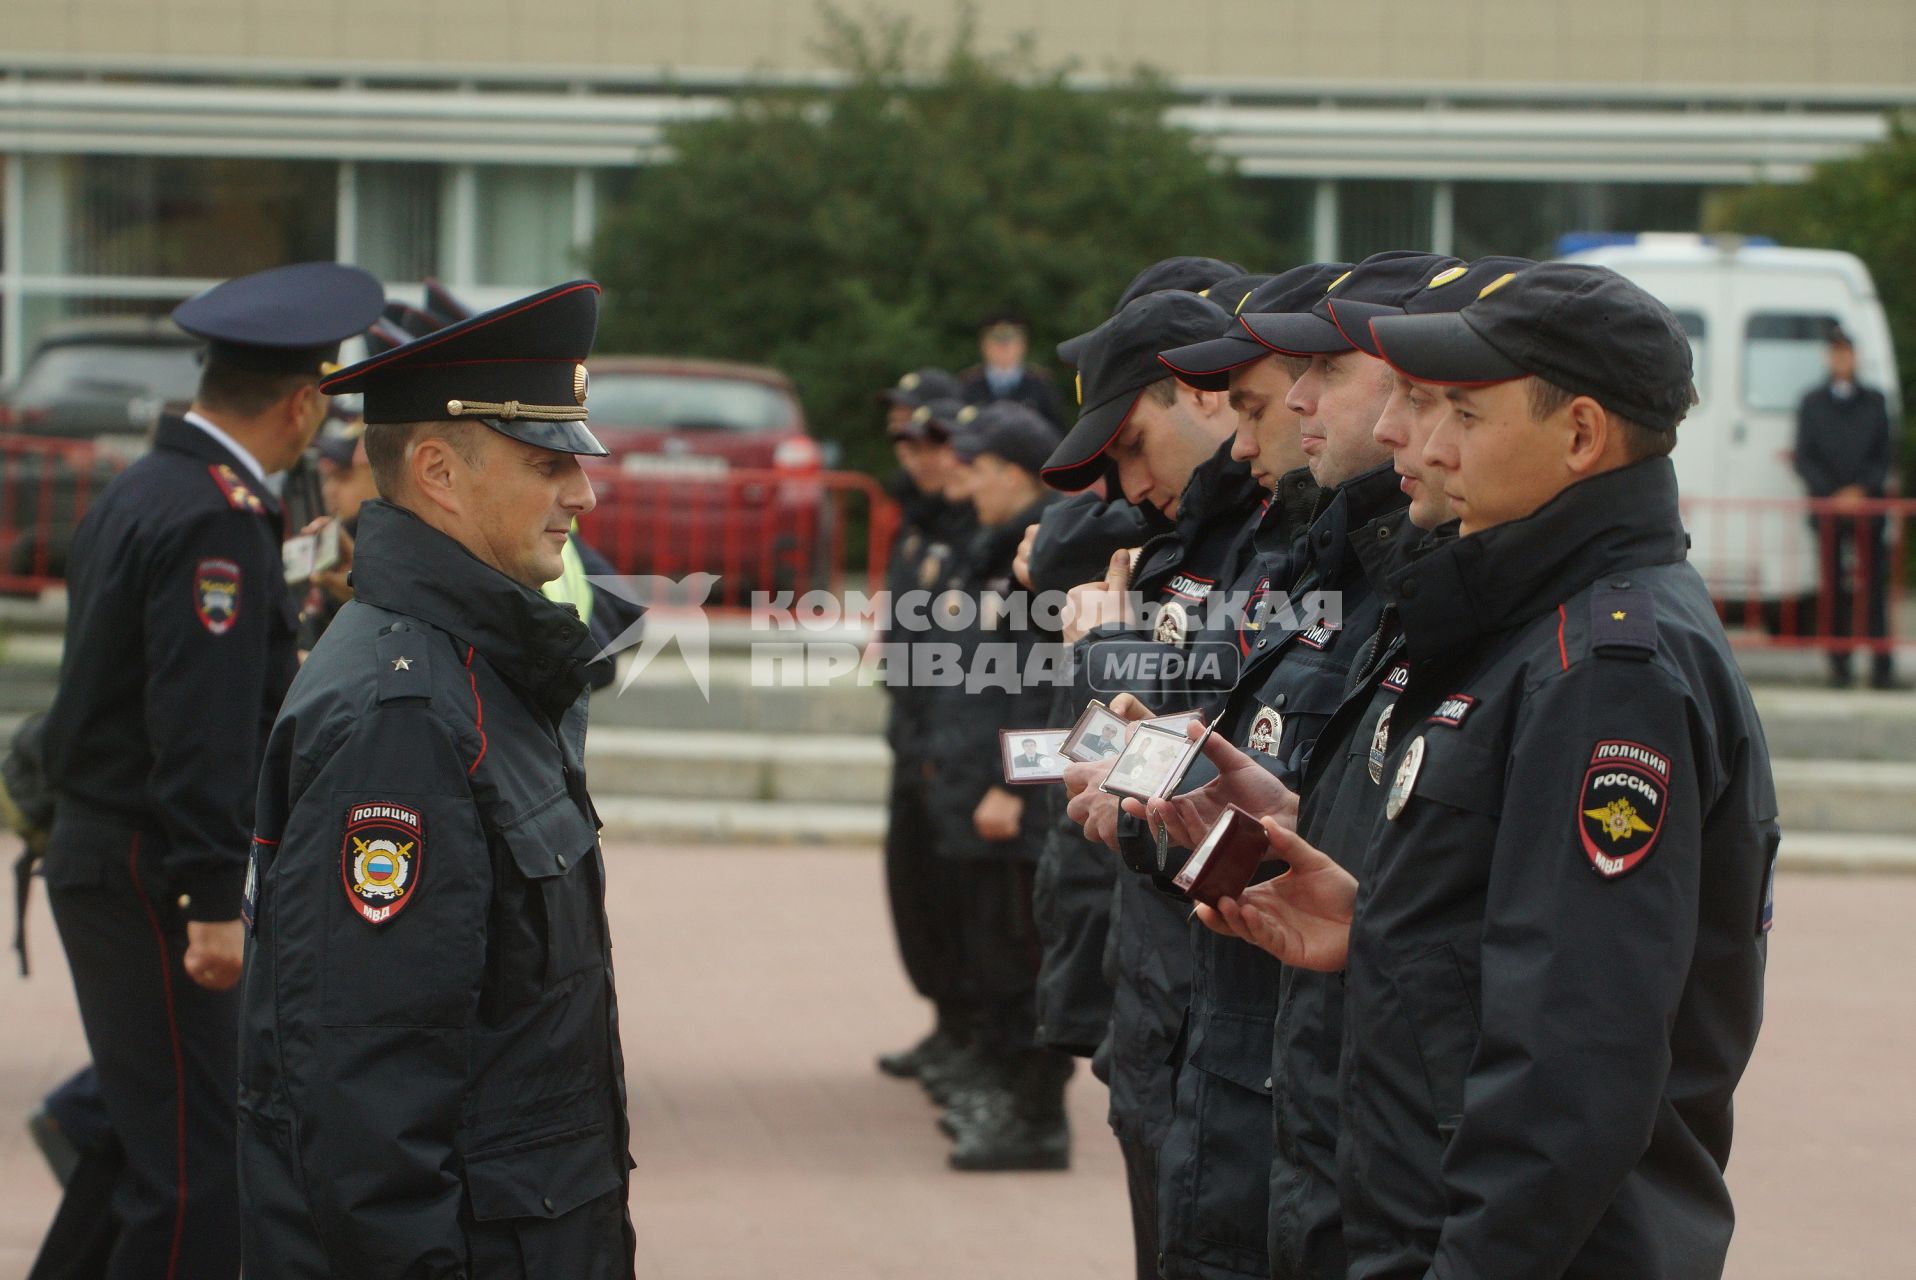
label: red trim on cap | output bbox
[1236,314,1319,357]
[320,281,600,392]
[1366,317,1519,389]
[1156,350,1260,378]
[1039,391,1143,485]
[1326,298,1392,351]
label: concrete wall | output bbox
[4,0,1912,90]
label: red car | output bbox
[574,357,838,606]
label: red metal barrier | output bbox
[0,435,125,595]
[576,466,899,614]
[1678,495,1913,652]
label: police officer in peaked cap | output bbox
[36,260,384,1279]
[237,281,636,1278]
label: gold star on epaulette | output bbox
[1612,610,1627,621]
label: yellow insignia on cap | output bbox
[1234,290,1254,315]
[1426,266,1468,290]
[911,405,932,424]
[1326,270,1353,294]
[1075,371,1083,405]
[320,360,342,376]
[958,405,979,424]
[1197,287,1213,297]
[573,363,589,406]
[1478,272,1517,299]
[900,371,920,391]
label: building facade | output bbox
[2,0,1912,379]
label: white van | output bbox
[1562,236,1901,613]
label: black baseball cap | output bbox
[1042,290,1233,492]
[1240,251,1460,357]
[1369,261,1696,433]
[896,396,968,444]
[953,401,1062,475]
[320,280,607,456]
[880,367,963,413]
[173,261,385,376]
[1330,256,1535,358]
[1057,255,1248,366]
[1160,263,1350,391]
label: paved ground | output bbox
[2,846,1913,1278]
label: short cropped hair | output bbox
[1526,377,1694,463]
[363,420,487,498]
[196,361,316,419]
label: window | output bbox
[1337,180,1434,261]
[1674,310,1708,406]
[1452,181,1717,262]
[1743,313,1837,413]
[475,166,578,286]
[23,155,335,278]
[356,163,441,283]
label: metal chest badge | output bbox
[1153,600,1189,647]
[341,802,424,925]
[1386,734,1425,820]
[1368,704,1393,785]
[1247,706,1283,755]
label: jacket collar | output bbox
[1300,462,1408,585]
[1384,457,1690,661]
[970,493,1056,570]
[1174,438,1263,546]
[153,414,282,516]
[351,500,599,715]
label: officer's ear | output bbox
[1561,395,1617,476]
[408,432,471,517]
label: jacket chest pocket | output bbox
[494,796,604,999]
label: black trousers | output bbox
[1120,1133,1163,1280]
[955,857,1044,1051]
[44,820,239,1280]
[883,763,971,1025]
[1820,514,1892,679]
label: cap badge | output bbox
[1075,371,1083,406]
[1326,270,1353,294]
[1426,266,1468,290]
[911,405,933,425]
[1478,272,1518,299]
[958,405,979,424]
[900,371,921,391]
[573,363,590,405]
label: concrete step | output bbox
[1776,831,1916,874]
[594,796,887,845]
[589,654,888,735]
[1749,686,1916,761]
[1771,758,1916,836]
[585,727,891,805]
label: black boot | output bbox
[877,1022,962,1079]
[947,1050,1071,1172]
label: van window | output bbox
[1744,313,1839,413]
[1674,311,1707,405]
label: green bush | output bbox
[591,6,1272,478]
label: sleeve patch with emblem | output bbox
[341,803,424,925]
[1579,740,1670,878]
[194,558,242,634]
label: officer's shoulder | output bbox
[1549,567,1721,686]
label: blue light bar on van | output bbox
[1554,231,1778,256]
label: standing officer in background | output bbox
[962,311,1066,428]
[37,261,384,1280]
[872,368,978,1083]
[1794,324,1899,688]
[238,282,634,1278]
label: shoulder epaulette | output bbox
[206,464,267,515]
[1589,582,1658,661]
[376,623,434,703]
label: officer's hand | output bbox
[184,919,246,991]
[1107,693,1156,722]
[1012,521,1041,590]
[973,786,1024,841]
[1194,821,1355,972]
[1061,549,1137,644]
[1123,719,1299,846]
[1063,756,1125,851]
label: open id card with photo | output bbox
[1061,700,1130,763]
[1099,719,1214,804]
[1000,728,1072,786]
